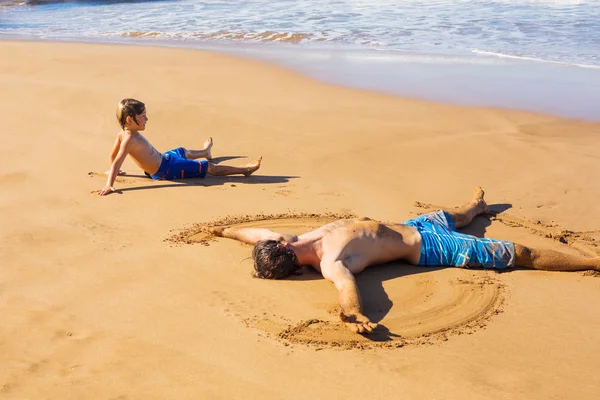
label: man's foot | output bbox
[470,186,490,214]
[243,156,262,177]
[203,137,213,160]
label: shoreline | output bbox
[2,35,599,122]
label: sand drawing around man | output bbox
[170,212,508,350]
[243,271,504,350]
[167,211,357,246]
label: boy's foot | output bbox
[243,156,262,177]
[203,137,213,160]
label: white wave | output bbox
[472,49,600,69]
[2,0,599,69]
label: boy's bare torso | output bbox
[296,218,422,273]
[119,131,163,174]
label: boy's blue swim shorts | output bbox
[149,147,208,180]
[404,210,515,269]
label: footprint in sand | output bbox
[318,191,345,198]
[272,184,295,197]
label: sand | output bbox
[1,39,599,399]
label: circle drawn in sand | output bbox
[244,272,504,350]
[171,212,505,350]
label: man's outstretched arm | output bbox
[210,226,297,245]
[320,259,377,334]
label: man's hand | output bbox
[208,226,229,237]
[97,185,115,196]
[340,312,378,334]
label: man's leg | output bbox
[183,137,213,160]
[514,244,600,271]
[206,157,262,177]
[444,187,490,229]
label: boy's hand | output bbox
[97,185,115,196]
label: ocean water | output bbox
[1,0,600,120]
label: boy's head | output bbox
[116,98,146,130]
[251,240,302,279]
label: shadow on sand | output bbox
[111,174,298,193]
[458,202,512,237]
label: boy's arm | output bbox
[109,135,121,165]
[106,135,124,175]
[210,226,297,245]
[320,259,377,334]
[98,135,132,196]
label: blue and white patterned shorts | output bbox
[404,210,515,269]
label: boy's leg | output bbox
[206,157,262,177]
[514,244,600,271]
[183,137,213,160]
[443,187,490,229]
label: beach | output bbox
[1,39,600,399]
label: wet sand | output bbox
[218,43,600,121]
[1,39,599,399]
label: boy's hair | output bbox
[116,98,145,128]
[251,240,302,279]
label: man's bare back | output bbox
[221,218,422,272]
[294,218,422,274]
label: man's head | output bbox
[116,98,147,130]
[252,240,301,279]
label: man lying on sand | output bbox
[210,187,600,334]
[97,98,262,195]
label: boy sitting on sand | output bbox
[97,98,262,196]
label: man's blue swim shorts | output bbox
[148,147,208,180]
[404,210,515,269]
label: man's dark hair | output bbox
[252,240,301,279]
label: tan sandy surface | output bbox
[1,40,599,399]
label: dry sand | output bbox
[1,40,599,399]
